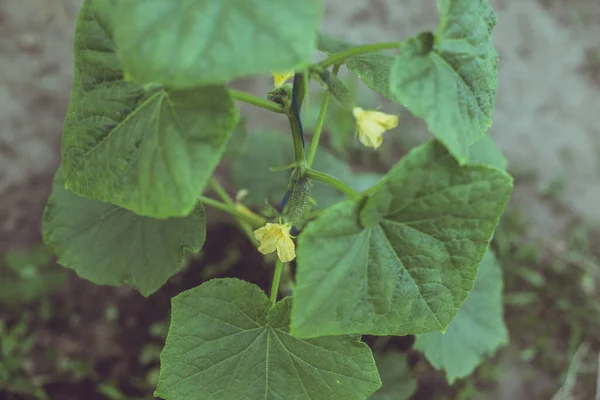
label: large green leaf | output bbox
[414,248,508,383]
[63,0,238,218]
[43,168,205,296]
[231,131,294,208]
[370,353,417,400]
[291,141,512,338]
[223,117,249,160]
[317,33,397,102]
[231,130,381,210]
[389,0,499,163]
[114,0,323,87]
[155,278,381,400]
[467,133,507,171]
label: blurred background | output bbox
[1,0,599,399]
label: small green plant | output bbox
[0,246,65,308]
[0,247,72,398]
[0,319,48,399]
[40,0,513,398]
[493,208,600,398]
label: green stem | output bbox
[229,89,285,114]
[269,162,298,172]
[286,74,308,165]
[270,260,284,307]
[306,169,360,200]
[288,113,306,164]
[319,42,402,69]
[199,196,266,227]
[210,177,234,205]
[307,64,341,167]
[209,178,258,244]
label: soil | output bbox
[1,0,599,399]
[1,222,272,400]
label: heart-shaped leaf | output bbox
[156,278,381,400]
[63,0,238,218]
[114,0,323,87]
[43,167,205,296]
[292,140,512,338]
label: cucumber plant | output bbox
[42,0,512,398]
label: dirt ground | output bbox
[1,0,599,399]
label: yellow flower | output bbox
[253,223,296,262]
[272,71,294,88]
[352,107,399,149]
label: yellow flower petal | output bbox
[369,111,399,130]
[352,107,399,150]
[253,223,296,262]
[352,107,366,121]
[358,118,386,149]
[254,225,279,255]
[253,226,265,241]
[276,234,296,263]
[253,226,268,247]
[272,71,294,88]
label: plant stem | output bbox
[307,64,341,167]
[319,42,402,69]
[288,114,306,163]
[305,169,360,200]
[306,99,329,166]
[551,342,589,400]
[269,162,298,172]
[199,196,266,227]
[209,178,258,244]
[229,89,285,114]
[286,73,308,165]
[270,260,284,307]
[210,177,234,205]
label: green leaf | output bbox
[223,117,249,160]
[389,0,499,163]
[63,0,239,218]
[231,131,292,208]
[370,353,417,400]
[352,172,385,193]
[114,0,323,87]
[467,134,507,171]
[317,33,397,102]
[414,248,508,383]
[231,130,375,210]
[292,141,512,338]
[43,167,205,296]
[155,278,381,400]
